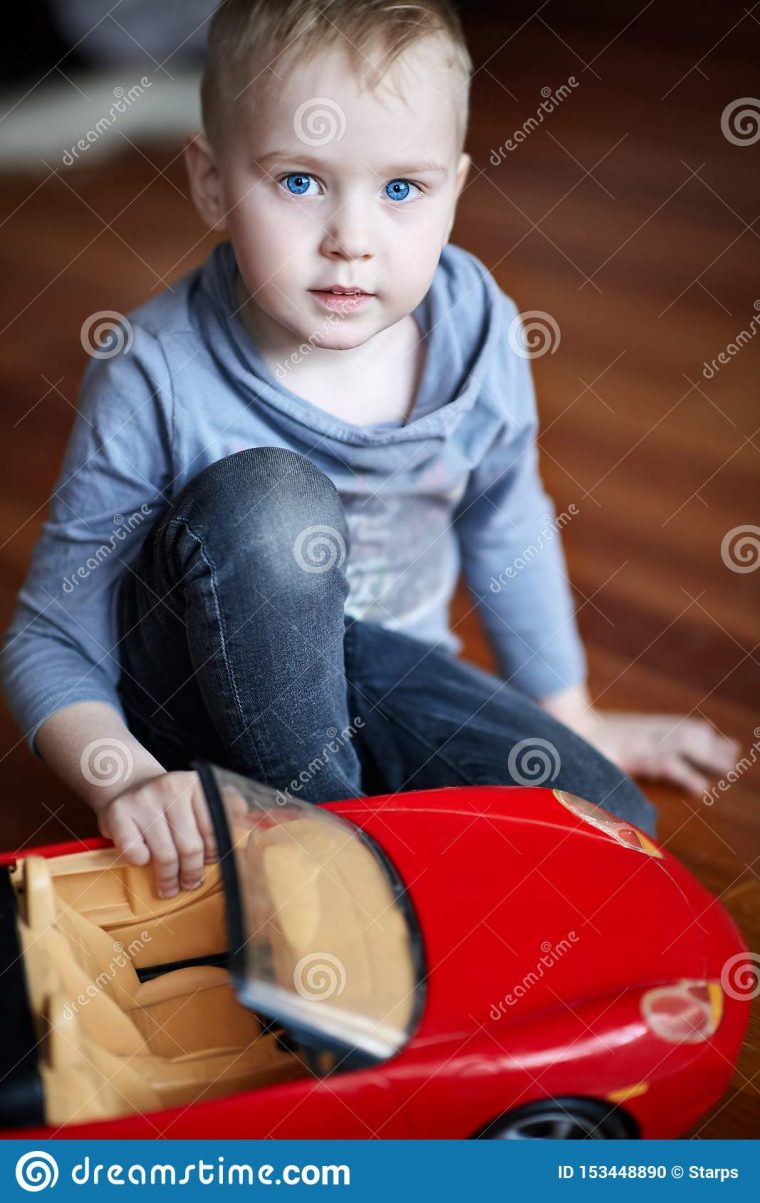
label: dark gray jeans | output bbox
[115,446,656,835]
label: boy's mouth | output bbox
[311,285,373,295]
[309,287,375,312]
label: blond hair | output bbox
[201,0,472,153]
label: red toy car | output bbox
[0,760,750,1139]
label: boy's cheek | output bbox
[231,191,311,244]
[232,225,302,283]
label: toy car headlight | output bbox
[641,981,723,1043]
[553,790,663,857]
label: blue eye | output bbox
[283,173,315,195]
[385,179,419,203]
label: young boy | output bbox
[1,0,739,899]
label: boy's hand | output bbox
[95,770,218,898]
[538,684,741,796]
[581,711,741,796]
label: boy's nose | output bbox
[320,231,373,260]
[320,208,373,261]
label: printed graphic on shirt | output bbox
[341,478,468,631]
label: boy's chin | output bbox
[295,322,377,352]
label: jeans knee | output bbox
[189,446,337,510]
[163,446,349,591]
[178,446,344,539]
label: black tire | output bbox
[475,1097,637,1140]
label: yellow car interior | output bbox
[11,847,309,1127]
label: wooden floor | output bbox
[0,2,757,1137]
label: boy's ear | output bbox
[455,152,471,199]
[184,133,227,231]
[444,152,471,242]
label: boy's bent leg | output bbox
[116,446,363,801]
[344,620,657,835]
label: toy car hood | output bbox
[329,784,710,1046]
[197,763,710,1070]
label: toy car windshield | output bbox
[194,761,423,1069]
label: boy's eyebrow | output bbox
[254,150,448,175]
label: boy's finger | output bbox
[712,732,741,771]
[191,787,219,863]
[166,804,206,890]
[139,814,180,898]
[107,812,150,867]
[665,755,709,797]
[677,724,739,775]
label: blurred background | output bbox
[0,0,758,1135]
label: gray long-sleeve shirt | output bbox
[2,240,587,759]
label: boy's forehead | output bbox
[235,37,459,163]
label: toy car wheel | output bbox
[476,1097,636,1140]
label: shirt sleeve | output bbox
[453,298,588,700]
[1,325,173,760]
